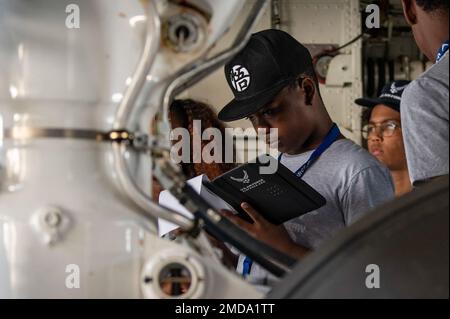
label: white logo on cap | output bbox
[390,82,408,94]
[230,65,251,92]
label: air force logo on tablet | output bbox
[230,65,251,92]
[230,170,250,184]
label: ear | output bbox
[299,77,316,106]
[401,0,418,26]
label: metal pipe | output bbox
[112,143,194,230]
[113,0,160,130]
[111,0,195,230]
[271,0,281,30]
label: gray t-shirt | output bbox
[401,54,449,185]
[237,139,394,286]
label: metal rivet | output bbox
[44,210,61,228]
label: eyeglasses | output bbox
[362,121,401,139]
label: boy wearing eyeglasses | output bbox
[356,81,412,197]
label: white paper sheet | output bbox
[157,174,236,237]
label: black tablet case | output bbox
[202,155,326,225]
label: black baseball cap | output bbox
[355,80,411,112]
[218,29,315,122]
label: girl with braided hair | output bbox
[152,99,237,200]
[169,99,237,180]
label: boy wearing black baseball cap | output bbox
[355,81,412,197]
[219,29,394,283]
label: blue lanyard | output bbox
[242,257,252,277]
[242,124,341,277]
[278,123,341,178]
[436,40,449,63]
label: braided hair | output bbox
[169,99,237,180]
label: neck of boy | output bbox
[425,16,449,62]
[391,169,412,197]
